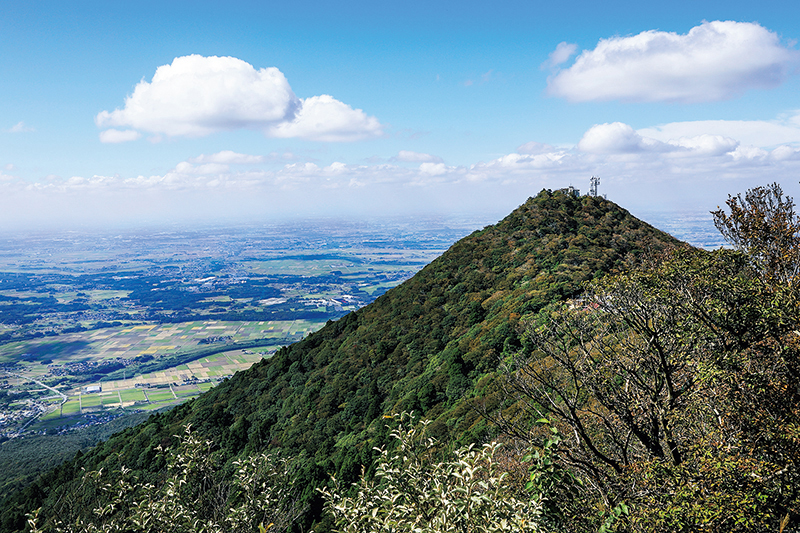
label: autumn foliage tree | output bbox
[712,182,800,285]
[505,184,800,531]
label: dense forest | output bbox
[3,186,798,532]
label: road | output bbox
[1,370,69,435]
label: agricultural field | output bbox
[1,320,321,437]
[0,217,481,440]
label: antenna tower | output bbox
[590,175,600,197]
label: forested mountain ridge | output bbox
[0,190,681,531]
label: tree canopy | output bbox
[10,185,797,532]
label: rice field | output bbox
[0,319,323,368]
[14,319,310,429]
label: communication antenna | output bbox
[589,175,600,197]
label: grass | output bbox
[138,401,178,411]
[119,389,146,403]
[174,387,201,399]
[59,399,81,416]
[79,394,103,409]
[1,320,314,368]
[146,391,176,402]
[88,290,131,300]
[0,240,448,443]
[101,395,121,407]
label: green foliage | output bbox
[26,426,303,533]
[0,413,150,501]
[13,182,793,533]
[523,419,586,531]
[3,191,678,532]
[505,184,800,531]
[712,182,800,285]
[321,413,543,533]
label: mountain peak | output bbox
[4,193,680,532]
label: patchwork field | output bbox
[34,346,290,422]
[0,319,320,366]
[3,320,324,434]
[0,220,482,439]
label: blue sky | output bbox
[2,0,800,229]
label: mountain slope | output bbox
[0,190,681,531]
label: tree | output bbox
[502,252,710,514]
[27,427,305,533]
[712,182,800,285]
[502,182,800,531]
[320,414,543,533]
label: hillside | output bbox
[0,190,681,531]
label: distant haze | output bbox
[2,3,800,231]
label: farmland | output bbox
[0,217,480,440]
[0,319,315,437]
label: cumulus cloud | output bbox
[96,55,298,137]
[10,111,800,230]
[668,134,739,156]
[729,145,769,162]
[267,95,382,142]
[99,129,142,143]
[578,122,669,153]
[576,122,748,161]
[19,120,799,198]
[770,145,800,161]
[96,55,382,142]
[548,21,799,103]
[0,170,16,182]
[393,150,443,163]
[419,162,449,176]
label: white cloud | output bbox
[267,95,383,142]
[729,145,769,162]
[96,55,298,137]
[667,134,739,156]
[770,145,800,161]
[578,123,751,159]
[8,121,34,133]
[189,151,265,165]
[96,55,382,142]
[99,129,142,143]
[325,162,348,174]
[9,113,800,229]
[393,150,443,163]
[639,112,800,147]
[577,122,670,153]
[541,42,577,69]
[548,21,799,103]
[15,122,799,198]
[419,162,449,176]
